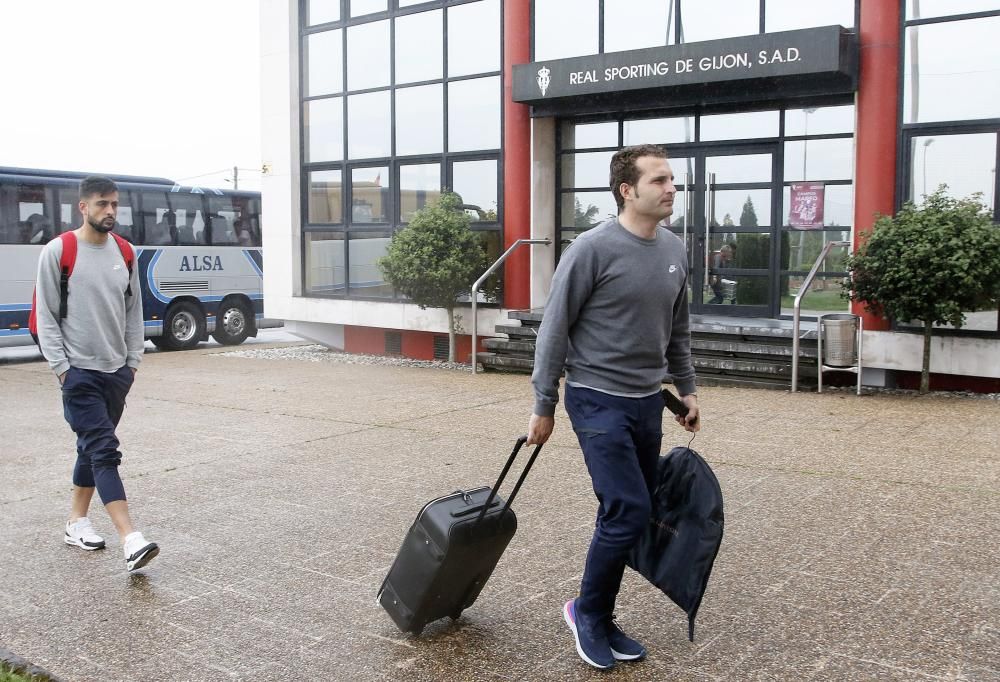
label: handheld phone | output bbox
[662,388,697,426]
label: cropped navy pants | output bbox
[564,384,663,622]
[61,366,134,505]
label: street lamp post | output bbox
[922,138,934,196]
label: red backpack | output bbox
[28,231,135,345]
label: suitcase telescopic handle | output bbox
[476,436,542,525]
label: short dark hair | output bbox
[609,144,669,210]
[79,176,118,200]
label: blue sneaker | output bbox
[606,616,647,662]
[563,599,614,670]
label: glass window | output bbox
[784,138,854,182]
[562,151,614,189]
[351,166,390,223]
[780,274,850,316]
[448,0,500,77]
[678,0,759,43]
[170,194,208,246]
[904,17,1000,123]
[57,186,81,236]
[400,163,441,222]
[308,169,343,224]
[348,90,390,159]
[561,121,617,149]
[395,10,442,84]
[700,111,779,141]
[347,20,390,91]
[451,159,498,219]
[305,232,345,295]
[708,189,772,227]
[448,76,501,152]
[784,105,855,137]
[208,195,239,245]
[308,0,340,25]
[351,0,387,17]
[307,30,343,97]
[13,184,50,246]
[534,0,598,60]
[561,191,618,228]
[140,191,175,246]
[623,116,694,145]
[764,0,855,32]
[605,0,675,52]
[705,154,773,184]
[783,184,854,227]
[400,0,432,6]
[306,97,344,162]
[395,84,443,155]
[780,232,851,271]
[909,133,998,204]
[348,232,394,297]
[907,1,1000,20]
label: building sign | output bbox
[789,183,825,229]
[513,26,856,107]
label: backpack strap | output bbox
[110,233,135,297]
[57,231,78,320]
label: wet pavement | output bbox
[0,343,997,681]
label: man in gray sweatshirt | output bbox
[527,145,699,670]
[35,176,159,572]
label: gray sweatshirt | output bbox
[531,219,696,417]
[35,233,144,377]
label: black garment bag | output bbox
[378,436,541,635]
[626,445,724,642]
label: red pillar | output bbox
[502,0,532,311]
[851,0,900,331]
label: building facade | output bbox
[261,0,1000,389]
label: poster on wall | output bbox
[789,183,825,229]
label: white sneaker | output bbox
[123,531,159,572]
[64,517,105,550]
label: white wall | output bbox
[862,330,1000,379]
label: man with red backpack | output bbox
[33,176,159,572]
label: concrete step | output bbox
[694,375,804,391]
[507,309,543,325]
[483,338,536,356]
[692,337,818,359]
[493,324,538,339]
[691,321,818,340]
[692,355,817,379]
[476,352,534,373]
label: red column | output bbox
[502,0,532,311]
[851,0,900,331]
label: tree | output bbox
[844,188,1000,393]
[574,198,600,228]
[377,192,488,362]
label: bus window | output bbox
[141,191,176,245]
[170,193,207,246]
[16,183,54,245]
[208,195,238,245]
[116,191,137,243]
[57,186,82,235]
[246,197,262,247]
[0,181,18,243]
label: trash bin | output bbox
[820,314,859,367]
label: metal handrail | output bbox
[791,240,850,392]
[471,238,552,374]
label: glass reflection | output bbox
[909,133,997,204]
[451,160,498,219]
[395,10,442,84]
[907,1,1000,19]
[904,17,1000,123]
[706,189,771,228]
[448,77,501,152]
[308,0,340,25]
[562,151,614,189]
[678,0,758,43]
[764,0,855,31]
[306,97,343,162]
[561,121,618,149]
[784,105,855,136]
[702,274,769,306]
[448,0,501,77]
[561,191,618,228]
[307,30,342,97]
[705,155,773,184]
[534,0,598,60]
[347,91,390,159]
[700,111,778,141]
[395,84,443,156]
[400,163,441,222]
[308,170,343,224]
[780,231,850,271]
[351,166,390,223]
[305,232,345,295]
[605,0,675,52]
[624,117,694,145]
[347,20,390,91]
[351,0,386,17]
[348,232,393,297]
[783,184,854,227]
[780,274,849,317]
[784,138,854,182]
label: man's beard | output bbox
[88,217,115,233]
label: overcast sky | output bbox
[0,1,262,191]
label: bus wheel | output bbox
[163,301,205,351]
[212,300,252,345]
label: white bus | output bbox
[0,167,277,350]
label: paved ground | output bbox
[0,344,997,681]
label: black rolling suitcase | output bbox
[377,436,542,635]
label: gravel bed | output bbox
[219,344,478,371]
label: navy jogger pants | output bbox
[564,384,664,621]
[61,365,134,505]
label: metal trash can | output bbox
[820,314,859,367]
